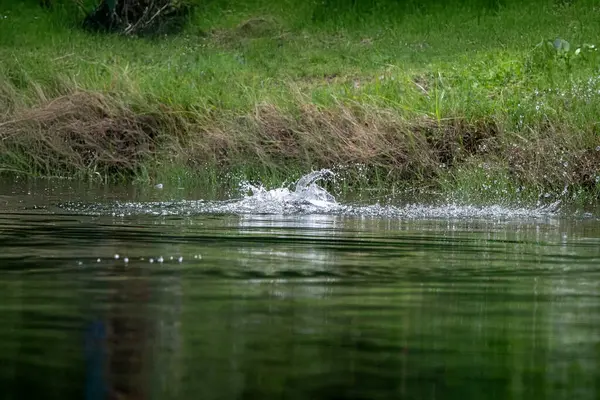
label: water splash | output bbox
[57,169,562,220]
[234,169,337,214]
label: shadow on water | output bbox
[0,174,600,399]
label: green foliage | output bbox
[527,37,599,78]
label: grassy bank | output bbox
[1,0,600,203]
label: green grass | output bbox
[1,0,600,204]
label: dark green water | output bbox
[1,180,599,400]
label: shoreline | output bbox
[1,0,599,204]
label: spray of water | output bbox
[234,169,339,214]
[57,169,563,220]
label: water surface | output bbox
[1,175,599,400]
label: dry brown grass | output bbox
[0,91,160,178]
[178,102,501,182]
[1,89,598,194]
[506,125,600,191]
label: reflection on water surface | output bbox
[0,177,599,400]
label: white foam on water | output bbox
[232,169,339,214]
[58,169,563,220]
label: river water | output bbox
[1,172,599,400]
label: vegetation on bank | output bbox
[1,0,599,203]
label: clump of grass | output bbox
[143,99,504,184]
[0,90,161,180]
[0,81,504,186]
